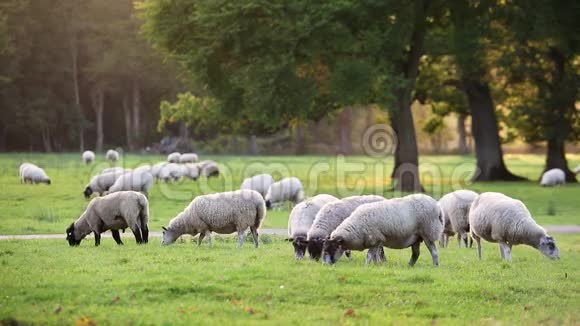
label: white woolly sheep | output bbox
[182,163,200,180]
[179,153,199,163]
[19,163,51,185]
[438,190,478,248]
[287,194,339,259]
[323,194,444,266]
[167,152,181,163]
[66,191,149,246]
[151,162,167,179]
[264,177,305,209]
[82,151,95,164]
[162,189,266,248]
[106,149,120,162]
[133,164,152,175]
[158,163,184,182]
[83,171,125,198]
[107,171,154,197]
[101,167,128,175]
[307,195,385,261]
[469,192,560,262]
[240,174,275,198]
[540,168,566,187]
[198,160,220,178]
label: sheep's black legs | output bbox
[237,230,246,248]
[197,232,206,246]
[141,225,149,244]
[345,250,352,260]
[469,236,473,248]
[132,226,143,244]
[377,246,386,262]
[424,239,439,266]
[409,241,421,266]
[111,230,123,245]
[94,232,101,246]
[249,226,259,248]
[461,232,469,248]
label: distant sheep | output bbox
[264,177,305,209]
[323,194,444,266]
[101,167,128,175]
[106,149,119,162]
[66,191,149,246]
[198,160,219,178]
[307,195,385,261]
[438,190,478,248]
[106,171,154,197]
[162,189,266,248]
[82,151,95,164]
[167,152,181,163]
[469,192,560,262]
[179,153,199,163]
[158,163,184,182]
[83,171,124,198]
[133,165,152,175]
[19,163,51,185]
[151,162,167,179]
[288,194,338,259]
[540,168,566,187]
[240,174,275,198]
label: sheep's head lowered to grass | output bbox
[307,238,325,260]
[288,236,308,260]
[537,236,560,260]
[322,236,345,265]
[83,187,93,199]
[161,226,180,245]
[65,223,82,246]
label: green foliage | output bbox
[158,92,223,138]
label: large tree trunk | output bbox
[249,135,259,155]
[295,122,306,155]
[337,108,352,155]
[457,112,469,154]
[70,36,84,152]
[91,88,104,153]
[545,137,576,181]
[41,126,52,152]
[123,95,134,151]
[461,79,524,181]
[132,80,141,150]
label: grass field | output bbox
[0,153,579,324]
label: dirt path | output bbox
[0,226,578,241]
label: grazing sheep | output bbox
[322,194,444,266]
[240,174,275,198]
[133,164,152,175]
[83,171,125,198]
[307,195,385,261]
[66,191,149,246]
[107,171,154,197]
[198,160,220,177]
[162,189,266,248]
[182,163,200,180]
[540,168,566,187]
[288,194,339,259]
[82,151,95,164]
[19,163,51,185]
[179,153,199,163]
[167,152,181,163]
[438,190,478,248]
[151,162,167,179]
[469,192,560,262]
[106,149,120,162]
[158,163,184,182]
[264,177,305,209]
[101,167,128,175]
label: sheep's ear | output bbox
[286,238,293,242]
[162,226,168,231]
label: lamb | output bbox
[19,163,51,185]
[240,174,275,198]
[83,171,125,198]
[167,152,181,163]
[540,168,566,187]
[106,149,120,162]
[198,160,220,177]
[162,189,266,248]
[264,177,305,209]
[322,194,444,266]
[438,190,478,248]
[179,153,199,163]
[66,191,149,246]
[101,167,128,175]
[107,171,154,197]
[307,195,385,260]
[287,194,339,259]
[469,192,560,262]
[82,151,95,164]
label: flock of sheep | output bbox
[18,152,572,266]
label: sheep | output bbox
[106,149,120,162]
[287,194,339,259]
[106,171,154,197]
[167,152,181,163]
[240,174,275,198]
[158,163,184,182]
[133,164,152,175]
[179,153,199,163]
[438,190,478,248]
[162,189,266,248]
[182,163,200,180]
[322,194,444,266]
[198,160,220,178]
[101,167,128,175]
[264,177,305,209]
[66,191,149,246]
[469,192,560,262]
[19,163,51,185]
[83,171,125,198]
[540,168,566,187]
[151,162,168,179]
[82,151,95,164]
[307,195,385,261]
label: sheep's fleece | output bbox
[540,168,566,187]
[469,192,559,261]
[82,151,95,164]
[438,189,478,247]
[106,149,119,162]
[179,153,199,163]
[264,177,305,207]
[167,152,181,163]
[84,171,124,198]
[162,189,266,248]
[107,171,154,197]
[66,191,149,246]
[19,163,51,184]
[240,174,275,197]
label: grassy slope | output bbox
[0,153,578,235]
[0,236,578,325]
